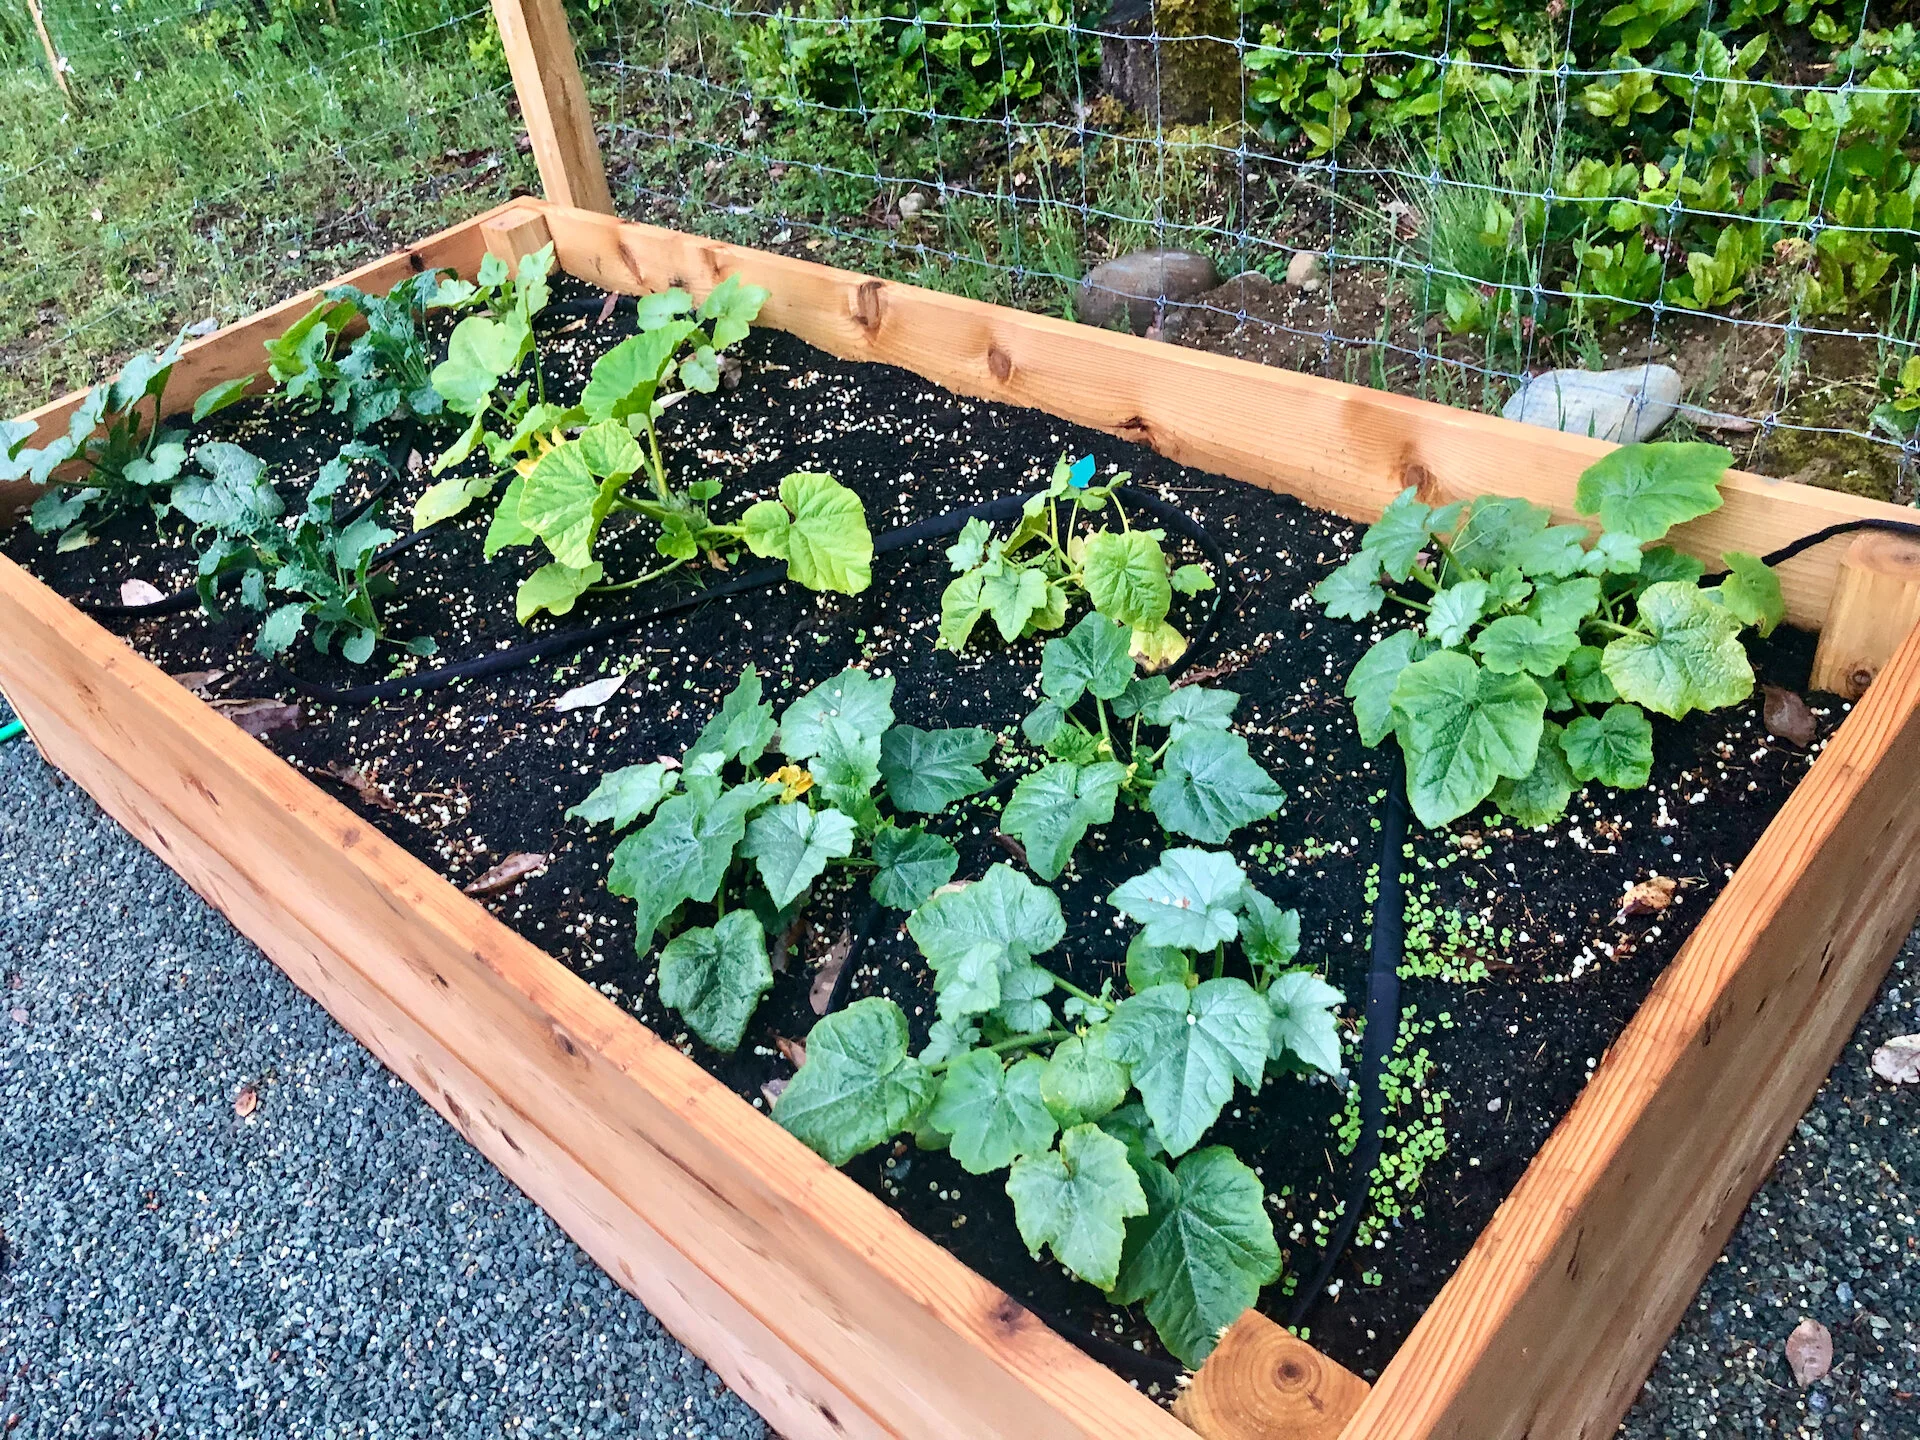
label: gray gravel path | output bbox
[0,704,764,1440]
[1,693,1915,1438]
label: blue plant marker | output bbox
[1068,454,1096,489]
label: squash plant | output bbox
[941,453,1216,669]
[1007,611,1284,876]
[569,664,996,1051]
[473,276,875,621]
[1315,442,1786,827]
[773,846,1342,1367]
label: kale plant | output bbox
[477,275,875,622]
[772,846,1341,1367]
[1315,442,1786,827]
[569,665,995,1052]
[1007,611,1283,877]
[940,453,1216,668]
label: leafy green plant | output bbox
[1315,442,1785,827]
[940,454,1215,669]
[772,845,1341,1367]
[570,664,996,1051]
[1005,611,1283,876]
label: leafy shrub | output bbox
[1316,442,1784,827]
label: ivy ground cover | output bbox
[3,272,1836,1385]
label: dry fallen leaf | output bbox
[597,290,620,324]
[120,578,166,607]
[234,1084,259,1119]
[1785,1317,1833,1386]
[8,1008,26,1025]
[994,831,1030,868]
[1871,1033,1920,1085]
[463,852,550,896]
[320,760,398,813]
[808,928,854,1016]
[770,914,807,975]
[1763,686,1817,748]
[775,1034,807,1070]
[169,669,225,696]
[760,1077,788,1108]
[1619,875,1677,920]
[555,674,626,712]
[213,698,303,738]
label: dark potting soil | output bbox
[4,276,1838,1387]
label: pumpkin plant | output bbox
[1315,442,1786,827]
[773,846,1341,1367]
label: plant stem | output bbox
[1587,618,1641,639]
[1212,943,1226,980]
[1046,971,1111,1012]
[1390,593,1433,614]
[929,1028,1071,1072]
[588,556,689,593]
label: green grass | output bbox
[0,0,536,417]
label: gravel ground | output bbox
[0,692,1914,1438]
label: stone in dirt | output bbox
[1502,364,1684,443]
[1871,1033,1920,1084]
[1079,249,1221,335]
[1285,251,1326,291]
[1784,1317,1833,1386]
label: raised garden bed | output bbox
[6,200,1920,1440]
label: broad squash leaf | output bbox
[1717,551,1785,637]
[1105,981,1270,1157]
[869,824,959,910]
[1346,629,1430,748]
[1083,530,1171,628]
[1472,615,1581,676]
[878,724,994,812]
[568,762,681,830]
[1492,719,1577,826]
[1002,760,1127,880]
[1313,553,1387,620]
[1561,702,1654,788]
[686,664,778,767]
[931,1051,1058,1174]
[1390,651,1547,827]
[1039,1028,1131,1127]
[774,998,936,1166]
[1148,730,1284,843]
[1573,441,1730,541]
[907,864,1066,1020]
[1006,1123,1148,1291]
[741,803,858,907]
[1602,581,1754,719]
[657,910,773,1052]
[516,560,603,622]
[609,780,775,946]
[1265,971,1344,1076]
[781,666,895,760]
[1042,612,1135,705]
[740,471,874,594]
[1109,848,1250,952]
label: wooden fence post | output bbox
[1810,532,1920,700]
[488,0,614,215]
[1173,1311,1370,1440]
[25,0,74,99]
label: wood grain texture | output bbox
[483,207,556,268]
[0,552,1188,1440]
[530,201,1915,631]
[0,204,514,525]
[1340,614,1920,1440]
[1809,533,1920,698]
[487,0,612,214]
[1173,1312,1368,1440]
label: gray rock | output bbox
[1079,249,1220,335]
[1502,364,1683,443]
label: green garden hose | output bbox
[0,719,25,745]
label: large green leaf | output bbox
[1006,1124,1149,1291]
[485,476,537,557]
[431,311,531,414]
[580,321,697,422]
[931,1051,1058,1174]
[1601,581,1754,719]
[686,664,778,767]
[1111,1147,1282,1366]
[878,725,994,813]
[1563,644,1619,703]
[1450,496,1551,574]
[811,716,884,816]
[1139,685,1239,740]
[1125,933,1192,992]
[696,273,771,348]
[1427,579,1490,647]
[1390,651,1547,827]
[773,998,936,1166]
[1082,530,1172,628]
[1574,442,1730,542]
[1039,1028,1131,1127]
[1148,731,1284,844]
[1313,554,1386,620]
[609,780,774,946]
[1345,629,1430,748]
[1492,719,1577,826]
[516,561,604,623]
[741,803,858,908]
[780,666,896,760]
[1041,613,1135,705]
[1717,551,1785,637]
[1238,890,1301,979]
[1528,576,1602,631]
[567,761,680,830]
[740,472,873,594]
[1265,971,1344,1076]
[518,435,620,569]
[1109,848,1249,952]
[907,864,1066,1020]
[657,910,773,1052]
[1472,615,1581,677]
[1360,487,1444,581]
[1561,702,1654,789]
[173,443,281,535]
[1002,760,1127,880]
[1105,980,1269,1157]
[869,824,959,910]
[1511,523,1594,579]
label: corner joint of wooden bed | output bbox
[483,207,558,269]
[1810,531,1920,699]
[1174,1311,1370,1440]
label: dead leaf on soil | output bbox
[463,852,550,896]
[808,928,854,1016]
[1785,1317,1833,1386]
[1618,875,1678,920]
[320,761,398,813]
[120,578,166,607]
[658,754,682,770]
[234,1084,259,1119]
[597,291,620,324]
[169,669,225,696]
[761,1077,788,1108]
[770,913,807,975]
[213,698,303,738]
[1870,1033,1920,1085]
[1763,686,1817,748]
[775,1034,807,1070]
[994,831,1030,868]
[555,673,626,712]
[408,449,426,478]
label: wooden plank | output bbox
[0,203,517,526]
[487,0,612,214]
[1809,532,1920,698]
[1339,611,1920,1440]
[528,202,1917,631]
[0,552,1189,1440]
[1173,1312,1368,1440]
[483,206,557,268]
